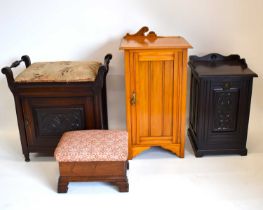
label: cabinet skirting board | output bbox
[188,127,248,157]
[129,144,183,159]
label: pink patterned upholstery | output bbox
[54,130,128,162]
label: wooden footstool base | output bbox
[57,161,129,193]
[55,130,129,193]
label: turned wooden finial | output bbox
[124,26,157,39]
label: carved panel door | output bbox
[22,97,94,148]
[205,79,245,149]
[130,50,182,148]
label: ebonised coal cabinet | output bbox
[188,53,257,157]
[1,54,112,161]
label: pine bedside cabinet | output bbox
[120,27,192,159]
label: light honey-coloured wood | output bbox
[120,26,192,50]
[120,27,191,159]
[120,37,192,50]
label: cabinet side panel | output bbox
[173,52,180,144]
[189,74,194,130]
[189,74,199,134]
[163,60,174,136]
[178,49,188,156]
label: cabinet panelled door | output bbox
[132,51,183,145]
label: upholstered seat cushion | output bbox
[54,130,128,162]
[15,61,101,83]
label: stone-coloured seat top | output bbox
[15,61,101,83]
[54,130,128,162]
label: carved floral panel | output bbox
[34,107,85,136]
[212,90,239,132]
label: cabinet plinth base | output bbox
[188,128,248,157]
[161,144,183,158]
[129,144,183,159]
[129,146,151,159]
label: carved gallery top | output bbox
[119,26,192,50]
[189,53,258,77]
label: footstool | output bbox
[54,130,129,193]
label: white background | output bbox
[0,0,263,209]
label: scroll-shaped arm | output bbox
[1,66,15,91]
[95,53,112,89]
[1,55,31,92]
[97,54,112,129]
[104,53,112,73]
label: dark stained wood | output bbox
[188,53,257,77]
[188,53,258,157]
[57,161,129,193]
[1,54,112,161]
